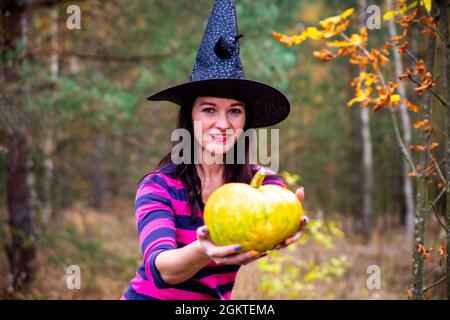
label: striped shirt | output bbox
[121,163,284,300]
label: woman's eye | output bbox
[202,107,215,113]
[229,108,242,114]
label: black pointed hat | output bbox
[147,0,290,128]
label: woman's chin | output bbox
[203,144,233,158]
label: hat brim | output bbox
[147,78,290,128]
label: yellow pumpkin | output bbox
[204,168,304,252]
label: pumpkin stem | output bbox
[251,167,266,188]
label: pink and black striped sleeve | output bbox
[134,174,177,288]
[262,172,286,188]
[252,165,286,188]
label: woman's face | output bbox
[191,96,246,157]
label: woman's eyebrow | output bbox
[199,101,244,107]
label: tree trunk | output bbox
[42,130,54,224]
[347,62,363,235]
[1,0,36,291]
[435,0,450,300]
[5,133,36,290]
[21,10,39,232]
[412,170,428,299]
[41,8,58,225]
[387,0,415,242]
[91,132,106,209]
[360,105,374,241]
[359,0,374,242]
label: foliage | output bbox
[272,0,448,299]
[257,217,350,299]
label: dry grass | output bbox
[0,204,447,300]
[0,200,140,300]
[233,216,447,300]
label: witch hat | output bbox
[148,0,290,128]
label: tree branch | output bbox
[423,275,447,292]
[407,74,448,107]
[416,18,445,42]
[434,157,448,185]
[340,32,418,174]
[430,199,447,231]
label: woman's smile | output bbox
[210,133,231,144]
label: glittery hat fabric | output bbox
[147,0,290,128]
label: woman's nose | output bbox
[214,112,231,130]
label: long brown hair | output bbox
[141,97,283,222]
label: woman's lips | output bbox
[210,134,230,144]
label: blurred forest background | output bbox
[1,0,449,299]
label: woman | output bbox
[122,0,308,300]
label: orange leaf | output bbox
[406,100,420,113]
[313,49,336,61]
[337,46,355,56]
[410,145,426,152]
[391,29,408,42]
[372,103,384,113]
[429,142,439,150]
[413,119,429,129]
[398,42,409,55]
[415,59,426,76]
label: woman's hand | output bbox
[197,186,308,262]
[196,226,266,266]
[274,186,309,250]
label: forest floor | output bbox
[0,200,446,300]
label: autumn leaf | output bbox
[399,67,413,80]
[420,16,436,35]
[398,42,409,55]
[313,49,336,61]
[404,100,419,113]
[428,142,439,150]
[421,0,431,12]
[319,8,354,29]
[414,72,435,95]
[400,13,415,28]
[360,27,368,42]
[303,27,325,40]
[327,30,366,48]
[370,48,390,65]
[383,10,399,21]
[415,59,426,76]
[271,31,308,46]
[371,82,399,112]
[372,104,384,113]
[337,46,356,56]
[391,29,408,42]
[413,119,429,129]
[410,145,426,152]
[383,1,419,20]
[272,31,284,41]
[390,94,401,105]
[347,93,367,107]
